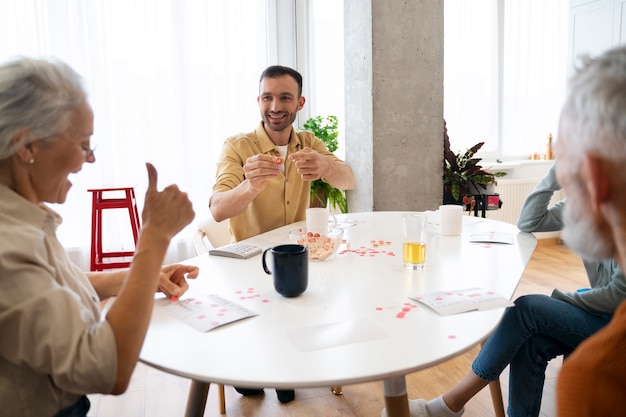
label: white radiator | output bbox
[485,178,564,238]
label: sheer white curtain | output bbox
[444,1,498,153]
[300,0,345,158]
[0,0,268,268]
[501,0,569,157]
[444,0,569,159]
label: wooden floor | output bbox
[87,240,588,417]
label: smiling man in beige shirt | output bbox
[209,65,355,242]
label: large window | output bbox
[0,0,271,266]
[444,0,569,160]
[0,0,567,265]
[0,0,341,267]
[297,0,345,157]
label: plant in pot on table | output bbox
[301,115,348,213]
[443,121,506,213]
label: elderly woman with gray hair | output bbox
[0,57,197,417]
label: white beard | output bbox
[561,198,613,261]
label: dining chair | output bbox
[488,378,505,417]
[193,215,231,253]
[191,214,231,414]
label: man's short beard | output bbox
[562,201,614,261]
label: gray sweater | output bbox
[517,162,626,315]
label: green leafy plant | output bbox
[301,115,348,213]
[443,121,507,202]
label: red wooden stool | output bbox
[88,187,141,271]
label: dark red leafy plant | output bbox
[443,121,506,202]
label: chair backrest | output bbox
[192,215,231,255]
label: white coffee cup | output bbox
[306,208,338,232]
[439,204,463,236]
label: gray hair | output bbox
[559,46,626,164]
[0,56,87,160]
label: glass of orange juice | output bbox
[402,213,428,269]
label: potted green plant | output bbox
[301,115,348,213]
[443,121,507,205]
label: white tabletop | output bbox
[140,211,536,414]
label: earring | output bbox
[29,158,34,164]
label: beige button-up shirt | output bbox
[211,122,341,241]
[0,184,117,417]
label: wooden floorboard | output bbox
[87,241,588,417]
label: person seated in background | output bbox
[555,45,626,417]
[0,57,197,417]
[381,161,625,417]
[209,65,355,243]
[209,65,355,403]
[209,65,354,404]
[518,162,625,315]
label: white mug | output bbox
[306,208,338,232]
[439,204,463,236]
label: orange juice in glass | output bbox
[403,241,426,265]
[402,213,428,269]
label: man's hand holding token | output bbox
[289,147,331,181]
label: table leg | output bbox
[218,384,226,414]
[184,380,210,417]
[383,376,410,417]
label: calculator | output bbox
[208,242,263,259]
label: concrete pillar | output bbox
[344,0,443,212]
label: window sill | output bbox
[481,159,555,180]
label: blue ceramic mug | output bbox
[262,244,308,297]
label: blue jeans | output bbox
[472,294,611,417]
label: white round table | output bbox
[140,211,537,417]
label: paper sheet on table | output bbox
[164,294,257,332]
[287,319,387,352]
[410,288,514,316]
[469,231,514,244]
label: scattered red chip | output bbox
[171,295,179,301]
